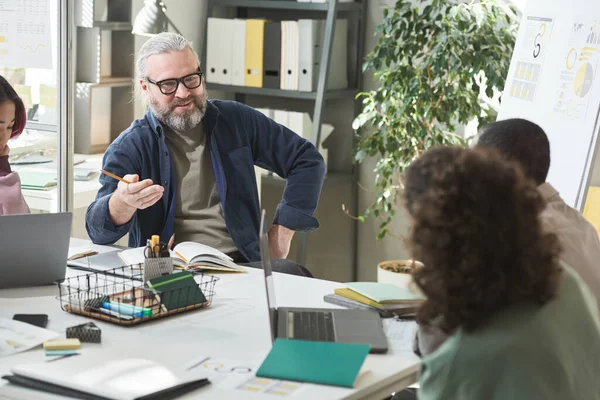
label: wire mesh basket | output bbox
[56,265,218,326]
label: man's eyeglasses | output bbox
[145,70,203,95]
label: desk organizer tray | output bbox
[56,265,218,326]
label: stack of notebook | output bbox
[325,282,424,318]
[146,271,207,312]
[17,171,57,190]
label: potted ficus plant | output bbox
[351,0,518,287]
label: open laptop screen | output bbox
[259,209,277,342]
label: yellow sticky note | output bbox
[281,383,298,389]
[13,84,32,108]
[43,338,81,350]
[39,84,57,109]
[0,36,6,43]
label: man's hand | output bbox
[268,224,295,259]
[0,144,9,157]
[108,174,164,226]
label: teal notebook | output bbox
[345,282,424,304]
[256,339,370,388]
[17,171,57,190]
[147,271,206,311]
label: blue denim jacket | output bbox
[85,100,326,262]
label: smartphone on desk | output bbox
[13,314,48,328]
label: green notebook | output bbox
[146,271,206,312]
[17,171,57,190]
[345,282,424,304]
[256,339,370,388]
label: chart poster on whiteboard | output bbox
[0,0,52,69]
[553,18,600,120]
[508,16,555,102]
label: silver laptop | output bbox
[259,210,388,353]
[0,212,72,289]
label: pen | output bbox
[101,169,132,184]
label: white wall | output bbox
[355,1,413,282]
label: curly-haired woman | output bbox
[404,146,600,400]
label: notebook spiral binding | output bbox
[56,265,218,326]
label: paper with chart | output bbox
[383,319,418,354]
[508,16,555,102]
[553,17,600,120]
[0,0,52,69]
[185,356,307,396]
[0,317,59,358]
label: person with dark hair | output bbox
[476,118,550,184]
[403,146,600,400]
[476,118,600,307]
[0,75,29,215]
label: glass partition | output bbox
[0,0,61,213]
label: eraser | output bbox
[66,322,101,343]
[43,338,81,350]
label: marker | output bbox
[101,302,152,317]
[98,307,134,320]
[151,235,160,257]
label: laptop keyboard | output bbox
[291,311,335,342]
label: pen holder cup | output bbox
[143,257,174,282]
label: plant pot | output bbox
[377,259,423,295]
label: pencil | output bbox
[101,169,132,184]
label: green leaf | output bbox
[353,0,517,239]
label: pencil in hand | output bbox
[100,169,132,185]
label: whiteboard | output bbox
[0,0,53,69]
[497,0,600,210]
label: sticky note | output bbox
[43,338,81,350]
[45,349,78,356]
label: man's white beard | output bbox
[149,91,208,132]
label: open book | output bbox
[118,241,245,273]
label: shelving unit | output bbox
[73,0,135,154]
[206,83,358,100]
[203,0,367,278]
[216,0,362,11]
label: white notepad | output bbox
[10,356,207,400]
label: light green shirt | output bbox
[418,264,600,400]
[165,123,237,254]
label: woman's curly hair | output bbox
[404,146,562,334]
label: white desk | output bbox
[0,239,420,399]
